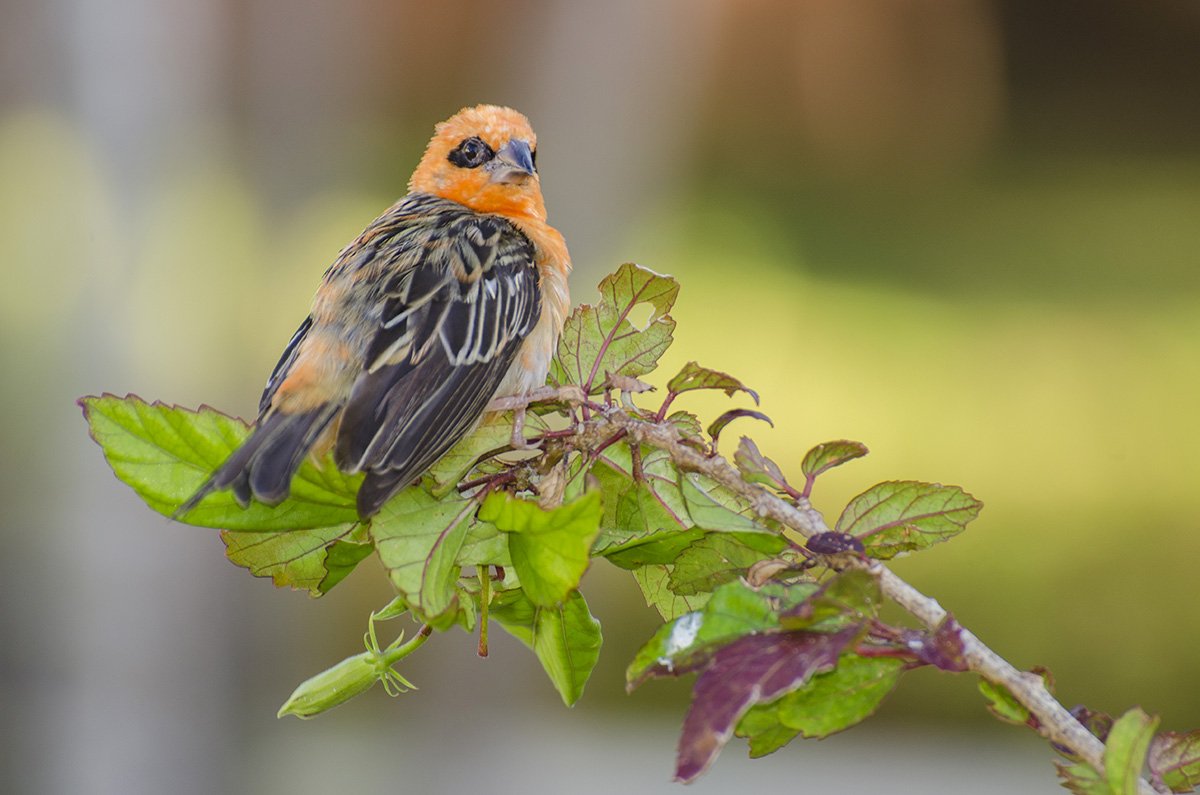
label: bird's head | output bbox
[409,105,545,221]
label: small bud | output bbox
[277,651,380,719]
[806,532,865,556]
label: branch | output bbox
[584,407,1155,795]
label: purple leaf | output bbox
[1071,705,1115,743]
[675,626,860,782]
[898,614,969,672]
[1150,730,1200,793]
[707,409,773,450]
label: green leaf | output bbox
[737,654,904,754]
[778,569,882,631]
[977,670,1059,728]
[370,489,479,621]
[627,579,816,687]
[978,678,1032,725]
[551,263,678,394]
[456,517,512,567]
[1105,708,1159,795]
[1150,731,1200,793]
[835,480,983,560]
[221,523,368,596]
[737,707,801,758]
[666,362,758,404]
[320,538,376,593]
[667,534,777,596]
[423,412,515,496]
[533,591,603,706]
[492,589,603,706]
[800,440,869,484]
[666,410,705,444]
[733,437,788,491]
[591,456,693,554]
[773,654,903,737]
[1057,762,1117,795]
[480,491,602,607]
[679,472,771,534]
[79,394,361,530]
[603,528,706,569]
[632,564,711,621]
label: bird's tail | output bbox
[355,470,413,519]
[174,405,339,519]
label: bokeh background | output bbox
[3,1,1199,793]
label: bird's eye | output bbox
[448,136,495,169]
[531,148,538,170]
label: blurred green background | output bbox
[3,1,1199,793]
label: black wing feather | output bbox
[335,211,541,516]
[177,196,543,521]
[258,315,313,417]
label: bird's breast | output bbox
[495,218,571,399]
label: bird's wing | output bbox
[257,315,313,418]
[333,206,541,515]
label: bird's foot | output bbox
[508,406,541,450]
[486,385,586,413]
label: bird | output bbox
[176,105,571,519]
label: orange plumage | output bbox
[177,105,571,518]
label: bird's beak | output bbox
[488,139,536,184]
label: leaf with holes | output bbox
[835,480,983,560]
[80,394,361,530]
[551,263,678,394]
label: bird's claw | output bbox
[507,405,542,450]
[509,431,543,451]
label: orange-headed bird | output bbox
[178,105,571,519]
